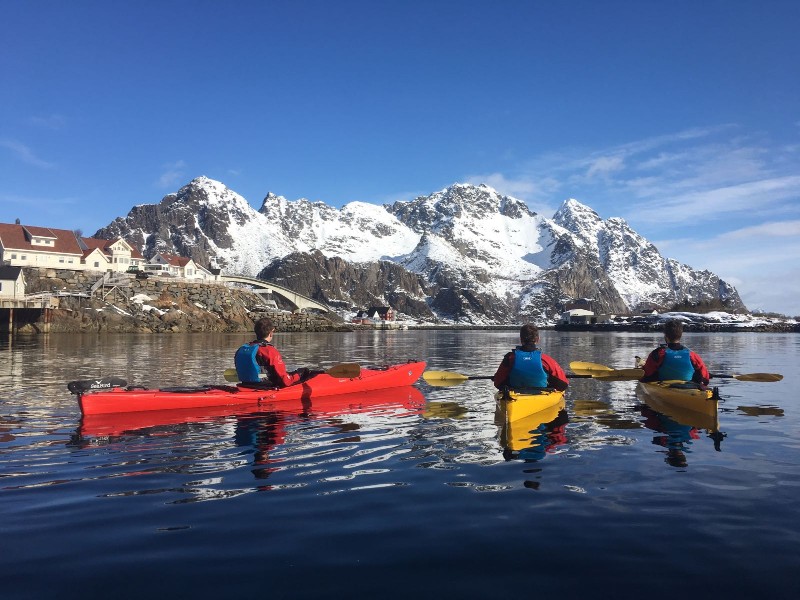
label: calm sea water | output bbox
[1,330,798,599]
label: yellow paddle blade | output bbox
[326,363,361,378]
[422,370,470,385]
[223,368,240,382]
[731,372,783,382]
[569,361,612,372]
[592,368,644,381]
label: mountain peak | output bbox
[95,177,746,321]
[554,198,600,222]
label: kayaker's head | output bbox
[254,317,277,341]
[663,319,684,344]
[519,324,540,347]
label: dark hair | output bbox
[664,319,683,342]
[519,324,539,345]
[254,317,275,339]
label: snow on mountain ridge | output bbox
[95,176,746,320]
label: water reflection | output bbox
[496,403,569,462]
[735,405,785,417]
[66,387,426,501]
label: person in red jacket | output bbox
[492,324,569,391]
[234,317,309,386]
[639,319,710,385]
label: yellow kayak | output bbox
[494,388,565,424]
[637,381,719,429]
[495,389,566,453]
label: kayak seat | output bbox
[508,386,555,395]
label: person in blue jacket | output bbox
[640,319,710,385]
[492,324,569,391]
[235,317,309,386]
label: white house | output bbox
[79,237,144,272]
[0,265,25,299]
[145,253,213,280]
[0,222,144,273]
[559,308,595,325]
[0,223,83,269]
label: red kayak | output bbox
[79,386,426,438]
[70,361,426,415]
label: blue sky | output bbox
[2,0,799,315]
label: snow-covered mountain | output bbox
[95,176,745,323]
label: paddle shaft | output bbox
[573,360,782,383]
[224,362,361,382]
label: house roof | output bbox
[81,236,144,259]
[0,223,83,255]
[158,253,193,267]
[0,265,24,280]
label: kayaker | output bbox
[639,319,711,385]
[235,317,309,386]
[492,324,569,391]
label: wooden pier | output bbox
[0,295,58,333]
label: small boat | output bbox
[494,388,565,424]
[636,381,719,427]
[69,361,426,415]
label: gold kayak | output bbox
[495,389,566,452]
[494,388,565,424]
[637,381,720,431]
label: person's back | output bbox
[493,324,569,391]
[640,319,710,385]
[235,317,306,387]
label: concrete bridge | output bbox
[220,274,331,313]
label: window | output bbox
[94,262,100,268]
[11,254,16,259]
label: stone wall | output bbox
[20,268,347,334]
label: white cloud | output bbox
[28,114,66,130]
[156,160,188,188]
[634,175,800,224]
[0,139,55,169]
[717,219,800,240]
[586,155,624,178]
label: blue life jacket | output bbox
[658,346,694,381]
[509,348,548,389]
[234,342,266,383]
